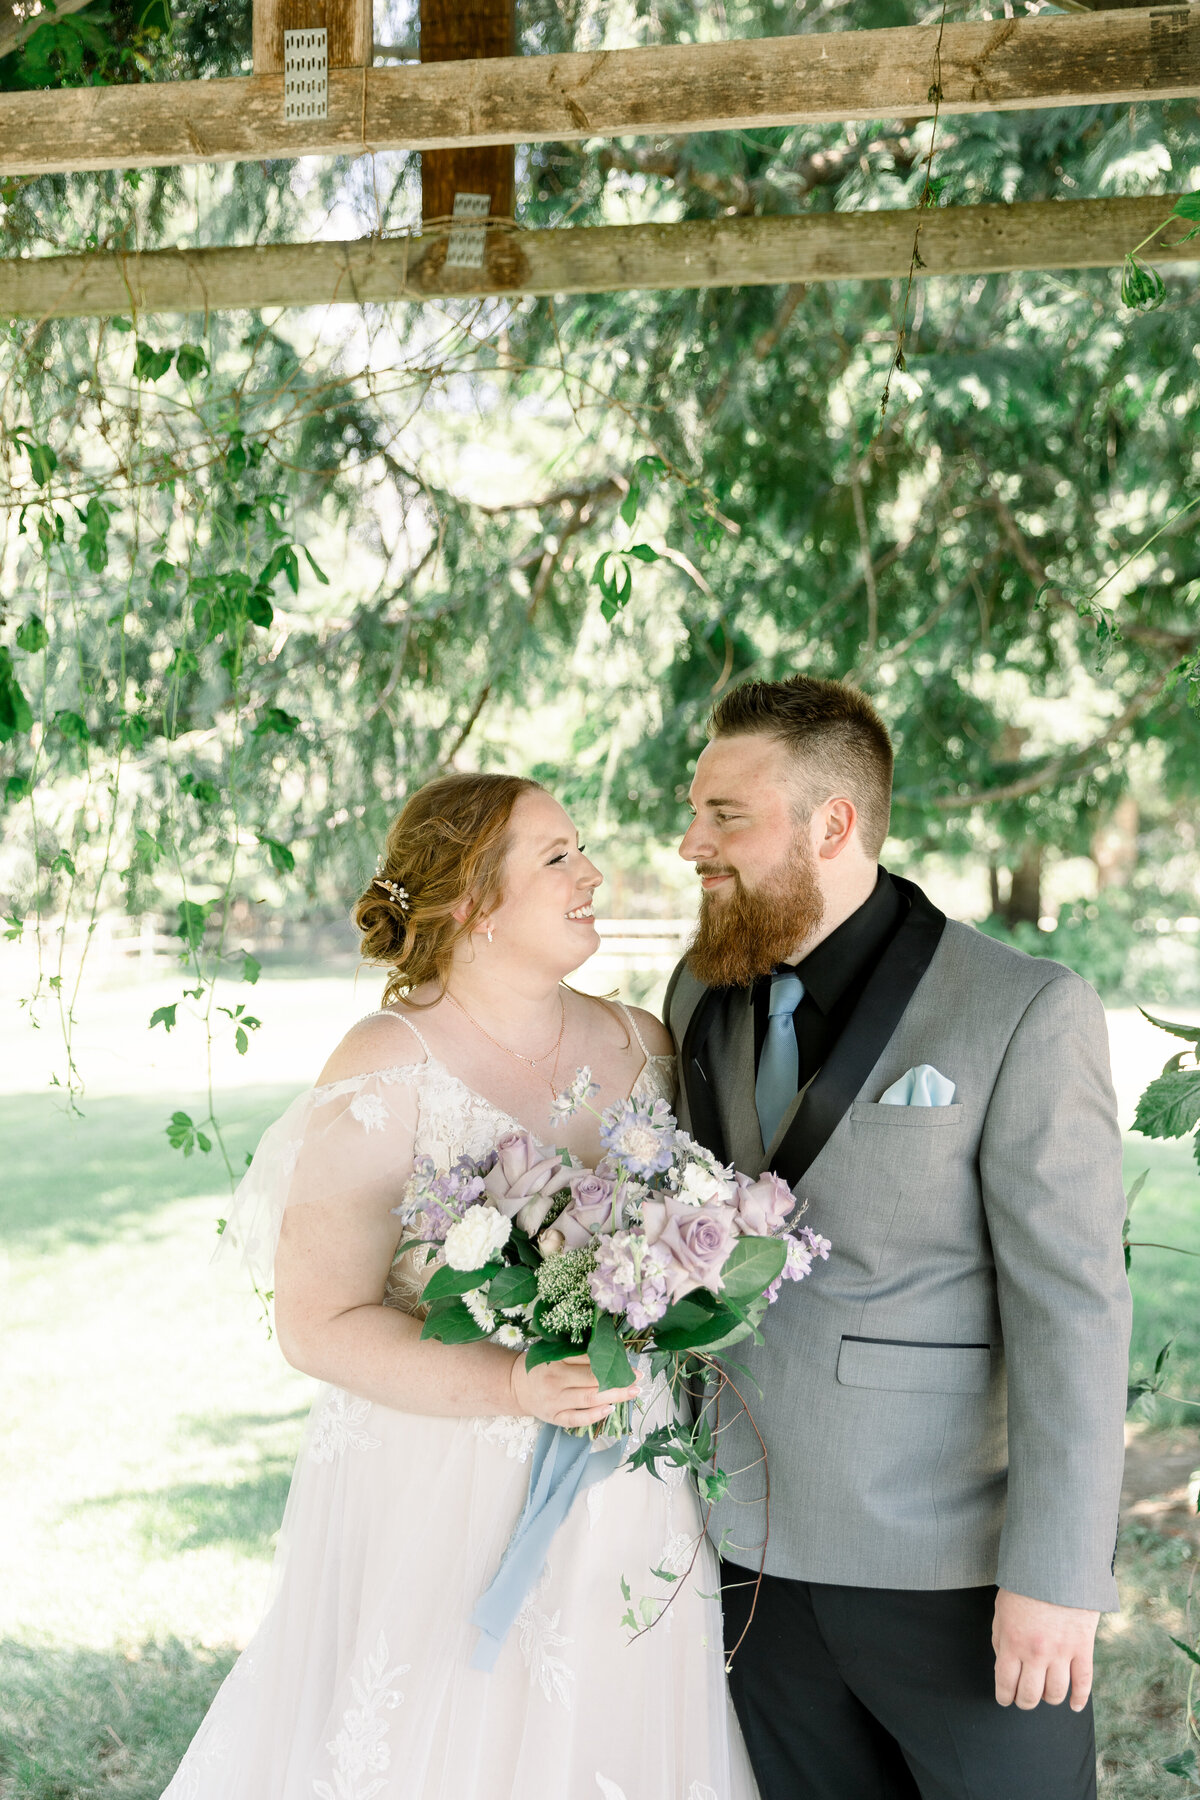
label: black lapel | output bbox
[769,876,947,1188]
[679,984,730,1166]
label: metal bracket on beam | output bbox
[284,28,328,122]
[444,193,491,269]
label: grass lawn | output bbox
[0,1027,1198,1796]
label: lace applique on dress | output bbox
[517,1567,575,1711]
[348,1090,389,1133]
[313,1633,410,1800]
[472,1414,540,1462]
[309,1389,382,1463]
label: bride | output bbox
[162,770,758,1800]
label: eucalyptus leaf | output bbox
[717,1235,788,1303]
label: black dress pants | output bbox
[722,1566,1098,1800]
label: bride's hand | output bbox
[509,1352,641,1429]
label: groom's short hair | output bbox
[708,675,894,858]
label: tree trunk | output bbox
[1092,793,1139,889]
[1003,842,1044,928]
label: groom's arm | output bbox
[978,970,1131,1702]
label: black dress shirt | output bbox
[752,867,907,1092]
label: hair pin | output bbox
[373,875,411,913]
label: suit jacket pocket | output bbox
[849,1101,964,1128]
[837,1335,993,1394]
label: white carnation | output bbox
[679,1159,734,1206]
[444,1204,511,1271]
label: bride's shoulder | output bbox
[315,1007,432,1088]
[622,1002,675,1060]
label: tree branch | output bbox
[922,671,1171,810]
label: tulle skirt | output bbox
[161,1383,758,1800]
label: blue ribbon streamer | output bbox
[469,1422,628,1671]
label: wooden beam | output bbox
[420,0,515,223]
[0,8,1196,178]
[252,0,372,73]
[2,196,1196,319]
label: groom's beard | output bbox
[685,842,825,989]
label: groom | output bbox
[663,675,1131,1800]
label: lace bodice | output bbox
[216,1006,677,1313]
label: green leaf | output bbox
[49,849,75,877]
[1141,1010,1200,1047]
[1133,1069,1200,1141]
[174,342,209,381]
[653,1296,720,1337]
[5,774,32,801]
[14,615,49,653]
[4,913,24,941]
[1168,1635,1200,1668]
[1120,253,1166,314]
[150,1003,177,1032]
[22,440,58,485]
[133,340,174,382]
[80,496,110,573]
[252,707,301,738]
[257,834,295,875]
[653,1304,746,1352]
[235,1027,249,1054]
[487,1264,538,1310]
[303,547,330,584]
[1171,193,1200,223]
[174,898,214,948]
[261,543,300,595]
[638,1596,658,1627]
[0,649,34,744]
[421,1260,504,1302]
[242,953,261,985]
[587,1308,635,1391]
[54,709,90,745]
[698,1468,730,1504]
[650,1565,679,1583]
[717,1235,788,1304]
[620,1575,631,1601]
[523,1337,579,1371]
[626,543,659,563]
[133,827,163,870]
[165,1110,210,1156]
[419,1296,489,1344]
[1162,1748,1198,1779]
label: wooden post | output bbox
[419,0,515,224]
[253,0,372,74]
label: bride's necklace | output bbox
[445,988,567,1092]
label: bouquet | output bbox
[392,1067,829,1487]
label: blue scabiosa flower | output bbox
[598,1096,676,1178]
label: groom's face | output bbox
[679,734,825,986]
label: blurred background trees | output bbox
[2,0,1198,1057]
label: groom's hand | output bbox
[992,1588,1100,1712]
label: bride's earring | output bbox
[486,922,494,944]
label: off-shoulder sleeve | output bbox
[215,1066,424,1292]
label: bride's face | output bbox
[485,789,603,973]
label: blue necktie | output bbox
[755,970,805,1150]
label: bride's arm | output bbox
[272,1021,633,1429]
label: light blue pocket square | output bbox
[879,1064,957,1107]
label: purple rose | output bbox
[733,1170,796,1236]
[557,1169,621,1249]
[482,1130,567,1233]
[655,1195,737,1295]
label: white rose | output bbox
[444,1205,512,1271]
[679,1160,733,1206]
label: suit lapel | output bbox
[679,983,730,1165]
[768,876,948,1188]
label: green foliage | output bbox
[165,1110,211,1156]
[587,1306,636,1391]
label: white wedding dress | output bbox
[162,1007,759,1800]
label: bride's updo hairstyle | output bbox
[353,771,544,1007]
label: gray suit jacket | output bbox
[665,882,1131,1611]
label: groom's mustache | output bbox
[695,863,739,881]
